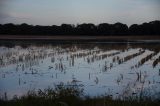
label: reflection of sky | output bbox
[0,44,160,99]
[0,0,160,26]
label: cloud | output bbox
[0,0,159,25]
[0,12,32,24]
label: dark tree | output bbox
[0,20,160,36]
[76,23,97,35]
[60,24,74,35]
[112,23,128,35]
[97,23,112,35]
[129,24,140,35]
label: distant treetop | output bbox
[0,20,160,35]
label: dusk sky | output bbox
[0,0,160,26]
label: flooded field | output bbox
[0,41,160,99]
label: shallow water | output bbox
[0,42,160,99]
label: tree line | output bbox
[0,20,160,35]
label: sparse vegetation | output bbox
[117,49,145,65]
[0,42,160,106]
[0,84,160,106]
[153,56,160,68]
[138,52,158,67]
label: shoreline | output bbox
[0,35,160,40]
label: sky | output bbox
[0,0,160,26]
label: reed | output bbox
[0,84,160,106]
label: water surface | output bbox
[0,42,160,99]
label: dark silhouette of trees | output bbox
[0,23,17,34]
[97,23,128,35]
[97,23,112,35]
[60,24,74,35]
[129,21,160,35]
[0,20,160,36]
[112,23,128,35]
[76,23,97,35]
[129,24,140,35]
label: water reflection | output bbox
[0,42,160,99]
